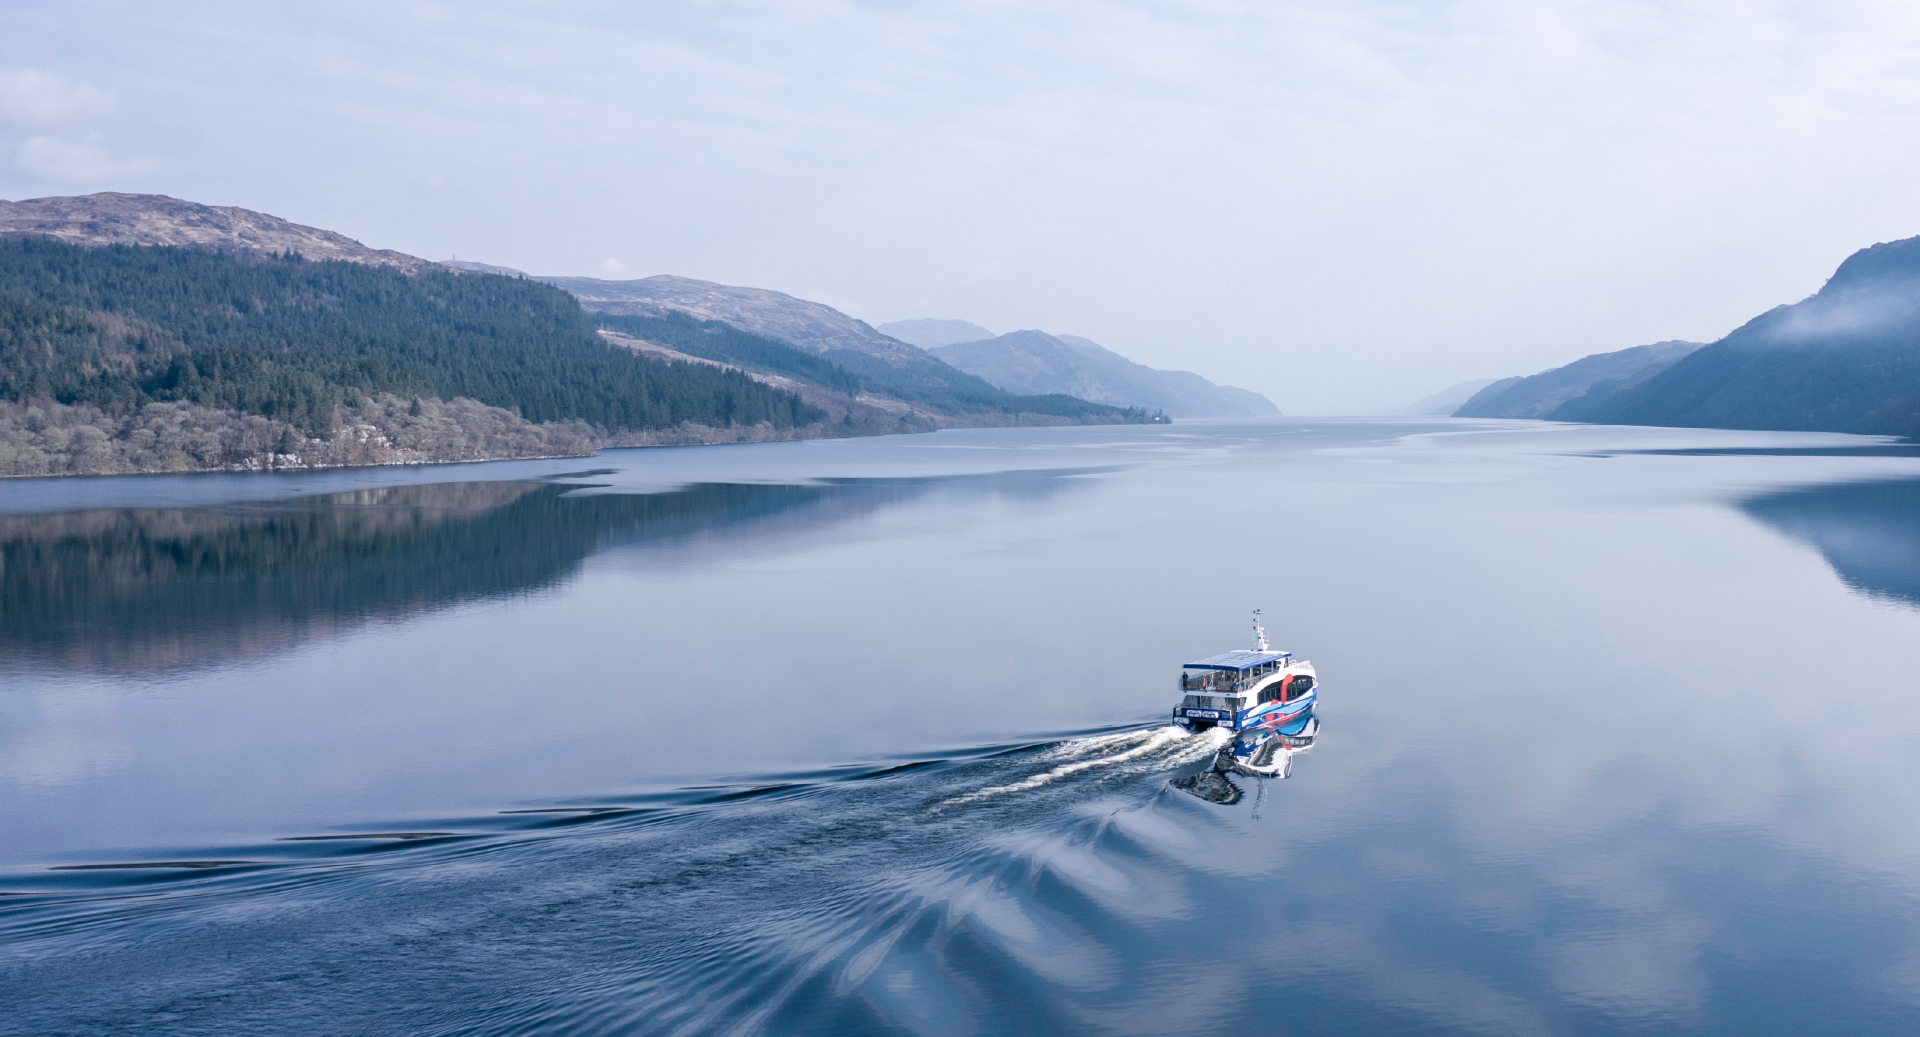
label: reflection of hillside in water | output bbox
[1,470,1096,676]
[1742,478,1920,608]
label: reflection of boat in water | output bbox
[1171,611,1319,779]
[1170,708,1318,803]
[1220,708,1318,778]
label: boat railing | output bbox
[1183,673,1243,691]
[1182,663,1300,693]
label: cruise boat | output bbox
[1173,611,1318,777]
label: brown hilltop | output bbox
[0,192,435,273]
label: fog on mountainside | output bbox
[1563,236,1920,439]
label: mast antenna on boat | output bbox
[1252,609,1270,652]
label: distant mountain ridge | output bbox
[887,323,1276,417]
[0,192,435,273]
[1455,341,1704,419]
[1384,378,1505,416]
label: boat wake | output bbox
[936,725,1229,808]
[2,720,1300,1036]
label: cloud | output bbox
[0,68,116,131]
[5,3,1920,409]
[0,68,147,185]
[17,134,152,183]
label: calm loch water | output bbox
[5,419,1920,1035]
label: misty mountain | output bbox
[923,329,1278,417]
[1386,378,1509,416]
[1564,236,1920,438]
[1455,341,1704,419]
[877,318,996,348]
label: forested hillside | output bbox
[0,195,1161,477]
[0,238,820,435]
[593,311,864,395]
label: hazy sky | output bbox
[4,2,1919,413]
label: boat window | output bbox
[1280,674,1315,703]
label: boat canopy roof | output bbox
[1183,650,1290,671]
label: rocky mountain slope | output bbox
[1454,341,1703,419]
[905,327,1277,417]
[0,192,434,272]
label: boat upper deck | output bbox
[1179,650,1298,693]
[1183,650,1290,672]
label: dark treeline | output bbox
[0,238,822,433]
[594,311,864,395]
